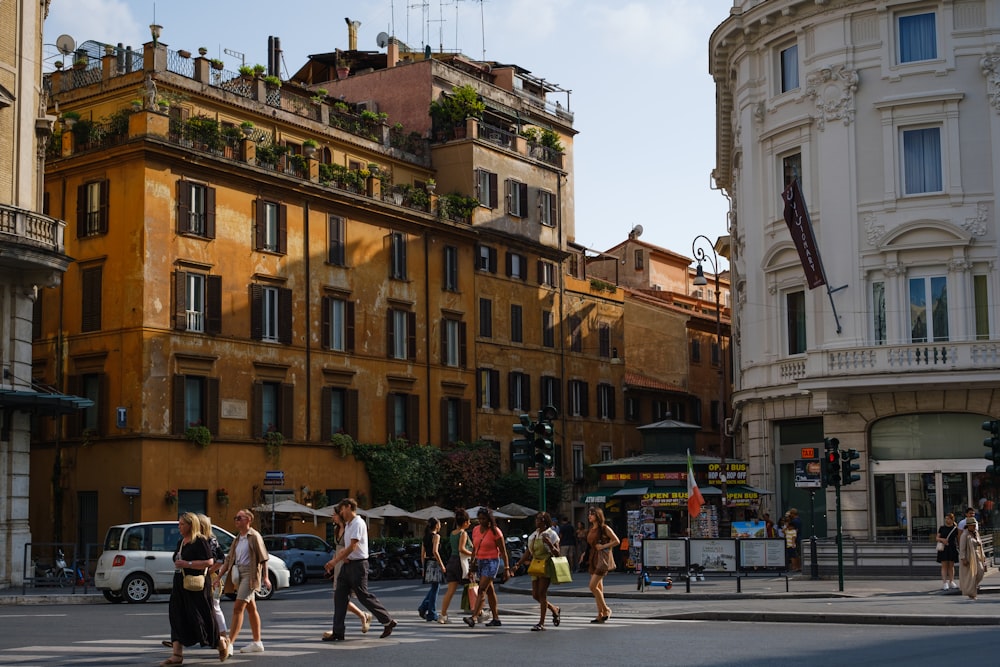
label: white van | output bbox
[94,520,290,603]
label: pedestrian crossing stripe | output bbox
[0,617,690,665]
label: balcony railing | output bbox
[0,204,66,254]
[817,340,1000,379]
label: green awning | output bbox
[0,389,93,416]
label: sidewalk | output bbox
[497,568,1000,626]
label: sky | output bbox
[43,0,732,266]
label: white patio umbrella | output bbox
[364,503,417,520]
[466,505,515,520]
[313,505,370,519]
[252,499,320,517]
[497,502,539,518]
[410,505,456,521]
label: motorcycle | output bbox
[32,548,75,587]
[367,549,387,580]
[384,546,415,579]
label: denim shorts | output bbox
[477,557,501,579]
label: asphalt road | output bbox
[2,580,999,666]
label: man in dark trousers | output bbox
[558,516,577,570]
[324,498,397,641]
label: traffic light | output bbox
[823,437,841,488]
[512,414,534,465]
[983,420,1000,475]
[533,420,554,468]
[840,449,861,485]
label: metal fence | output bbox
[21,542,99,595]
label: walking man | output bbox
[324,498,397,641]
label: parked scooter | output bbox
[32,549,74,587]
[506,535,527,576]
[367,549,387,580]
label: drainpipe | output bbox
[303,201,311,441]
[424,234,432,444]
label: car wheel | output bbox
[102,589,124,604]
[290,563,306,586]
[256,573,277,601]
[122,573,153,603]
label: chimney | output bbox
[387,37,399,68]
[345,18,361,51]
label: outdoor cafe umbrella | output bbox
[314,504,370,519]
[497,502,539,519]
[251,499,321,527]
[410,505,455,521]
[466,505,515,520]
[364,503,417,520]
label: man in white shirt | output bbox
[958,507,977,531]
[324,497,397,641]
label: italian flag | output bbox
[687,449,705,517]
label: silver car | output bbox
[94,520,290,603]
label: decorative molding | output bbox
[804,65,858,130]
[948,258,972,273]
[863,212,883,246]
[884,263,906,278]
[963,202,989,237]
[982,49,1000,112]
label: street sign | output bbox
[800,447,816,459]
[264,470,284,486]
[121,486,140,496]
[794,459,821,488]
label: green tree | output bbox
[353,439,440,510]
[438,442,500,509]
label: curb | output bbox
[651,610,1000,626]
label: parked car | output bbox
[262,533,334,585]
[94,520,291,603]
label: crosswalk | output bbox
[0,615,682,665]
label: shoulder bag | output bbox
[546,555,573,584]
[183,569,207,591]
[593,527,615,575]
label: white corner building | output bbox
[710,0,1000,538]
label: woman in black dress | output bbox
[162,512,228,665]
[936,512,959,591]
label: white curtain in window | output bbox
[903,128,942,194]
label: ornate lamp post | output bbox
[692,235,727,517]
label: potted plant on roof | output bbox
[209,58,224,71]
[198,47,208,57]
[302,138,319,157]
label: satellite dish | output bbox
[55,34,76,56]
[629,224,643,239]
[376,32,389,48]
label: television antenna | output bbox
[376,31,390,48]
[224,48,245,67]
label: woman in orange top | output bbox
[464,508,510,627]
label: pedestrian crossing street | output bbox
[0,616,685,665]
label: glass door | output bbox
[873,473,906,539]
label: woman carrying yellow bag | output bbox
[516,512,561,631]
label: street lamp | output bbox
[691,235,727,518]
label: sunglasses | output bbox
[234,515,247,521]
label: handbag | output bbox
[183,571,206,592]
[594,547,614,575]
[527,557,548,578]
[936,542,945,552]
[547,555,572,584]
[229,566,240,586]
[423,560,444,584]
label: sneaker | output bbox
[943,583,950,591]
[437,615,449,624]
[361,612,372,634]
[240,641,264,654]
[950,581,959,589]
[485,619,502,627]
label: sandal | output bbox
[160,655,183,666]
[531,623,546,631]
[217,636,230,662]
[551,606,561,626]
